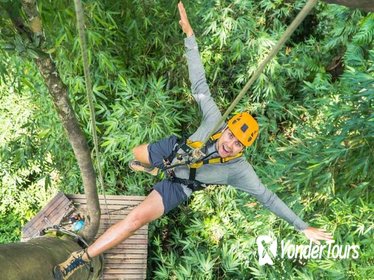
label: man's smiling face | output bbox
[216,128,245,158]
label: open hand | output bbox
[301,227,333,245]
[178,1,193,37]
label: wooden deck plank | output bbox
[94,235,147,241]
[104,270,146,273]
[103,277,145,280]
[104,264,147,269]
[104,254,148,259]
[103,277,146,279]
[97,227,147,232]
[103,274,146,280]
[106,249,147,254]
[23,193,67,226]
[104,258,147,262]
[97,226,147,232]
[68,194,146,200]
[104,250,148,255]
[104,276,146,279]
[24,202,70,229]
[30,193,70,220]
[104,263,147,268]
[22,192,73,241]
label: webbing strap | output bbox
[189,153,242,168]
[165,131,243,171]
[189,167,197,181]
[170,177,205,192]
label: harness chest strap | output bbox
[167,131,242,191]
[186,131,242,169]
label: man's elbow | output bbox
[256,190,277,208]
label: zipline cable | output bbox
[199,0,319,152]
[73,0,112,225]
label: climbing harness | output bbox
[162,131,242,191]
[73,0,112,224]
[164,131,242,170]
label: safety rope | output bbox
[73,0,112,225]
[198,0,319,152]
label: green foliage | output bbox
[0,56,67,241]
[0,212,21,243]
[0,0,373,279]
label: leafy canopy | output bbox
[0,0,373,278]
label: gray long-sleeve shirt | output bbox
[173,35,308,231]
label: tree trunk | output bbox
[33,53,101,242]
[0,236,103,279]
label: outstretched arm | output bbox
[229,161,333,244]
[178,2,223,139]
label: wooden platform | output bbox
[22,193,148,280]
[22,192,75,241]
[67,194,148,280]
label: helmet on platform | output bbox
[227,112,259,147]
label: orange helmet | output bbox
[227,112,259,147]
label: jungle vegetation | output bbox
[0,0,373,279]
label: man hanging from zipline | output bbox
[53,2,332,279]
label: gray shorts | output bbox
[147,135,189,214]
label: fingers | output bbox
[315,228,334,241]
[310,238,321,245]
[178,2,188,22]
[177,1,193,36]
[178,2,185,18]
[304,227,334,244]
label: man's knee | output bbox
[126,191,164,232]
[132,144,149,162]
[132,145,142,157]
[126,212,148,233]
[127,219,141,234]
